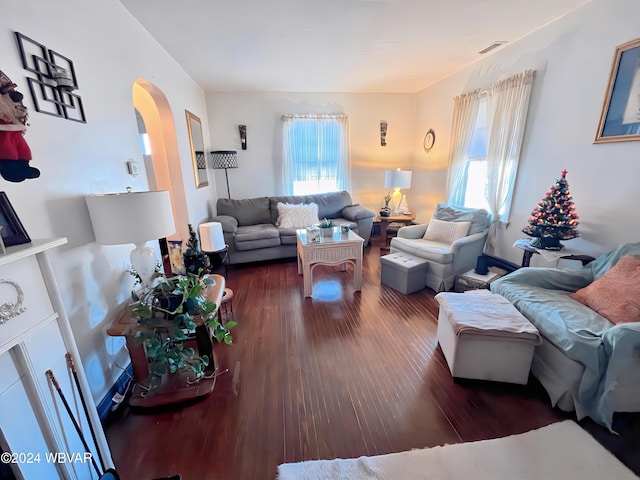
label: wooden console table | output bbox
[107,275,225,408]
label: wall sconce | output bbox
[238,125,247,150]
[380,121,387,146]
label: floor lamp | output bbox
[210,150,238,199]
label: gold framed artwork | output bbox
[185,110,208,188]
[595,38,640,143]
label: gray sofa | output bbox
[210,191,375,265]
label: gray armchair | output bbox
[389,203,491,292]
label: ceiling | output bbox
[119,0,590,93]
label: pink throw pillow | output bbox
[570,254,640,325]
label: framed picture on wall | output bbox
[595,37,640,143]
[0,192,31,248]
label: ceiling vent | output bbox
[478,41,507,55]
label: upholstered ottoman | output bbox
[380,252,428,294]
[434,291,542,384]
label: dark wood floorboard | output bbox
[105,237,638,480]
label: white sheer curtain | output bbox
[281,114,351,195]
[484,69,536,254]
[446,90,482,206]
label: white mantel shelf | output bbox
[0,238,68,266]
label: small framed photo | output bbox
[167,240,185,275]
[0,192,31,248]
[595,38,640,143]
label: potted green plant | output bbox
[127,272,236,388]
[380,193,392,217]
[319,218,335,237]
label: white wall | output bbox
[3,0,218,402]
[412,0,640,266]
[205,92,416,212]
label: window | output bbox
[448,70,534,227]
[282,114,350,196]
[462,96,491,212]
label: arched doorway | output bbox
[132,79,190,244]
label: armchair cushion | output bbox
[434,203,490,235]
[423,218,470,244]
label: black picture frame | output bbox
[595,38,640,143]
[0,192,31,247]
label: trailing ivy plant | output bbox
[127,272,236,383]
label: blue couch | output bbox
[491,243,640,430]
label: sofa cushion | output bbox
[423,218,470,244]
[276,202,319,228]
[434,203,489,235]
[570,254,640,325]
[234,224,281,251]
[308,191,352,219]
[217,197,271,227]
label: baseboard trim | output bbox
[98,363,132,423]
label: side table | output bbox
[514,239,594,267]
[454,267,507,292]
[376,212,416,239]
[107,275,225,408]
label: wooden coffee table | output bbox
[296,228,364,298]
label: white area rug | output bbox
[277,420,636,480]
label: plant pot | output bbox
[321,227,334,237]
[530,236,563,251]
[184,252,210,275]
[380,207,391,217]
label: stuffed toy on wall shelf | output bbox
[0,69,40,182]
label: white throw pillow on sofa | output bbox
[276,202,319,229]
[423,218,471,244]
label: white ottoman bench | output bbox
[434,291,542,384]
[380,252,428,294]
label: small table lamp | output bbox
[86,189,175,288]
[384,169,412,214]
[199,221,229,275]
[210,150,238,199]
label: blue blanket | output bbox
[491,242,640,430]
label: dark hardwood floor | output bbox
[105,237,638,480]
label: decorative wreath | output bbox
[0,279,26,324]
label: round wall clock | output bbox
[423,129,436,152]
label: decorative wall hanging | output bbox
[0,191,31,247]
[0,279,26,324]
[423,128,436,152]
[0,69,40,182]
[380,121,387,146]
[595,37,640,143]
[238,125,247,150]
[14,32,86,123]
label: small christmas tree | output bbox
[522,169,579,250]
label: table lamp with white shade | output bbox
[198,221,229,273]
[384,169,412,214]
[86,189,175,288]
